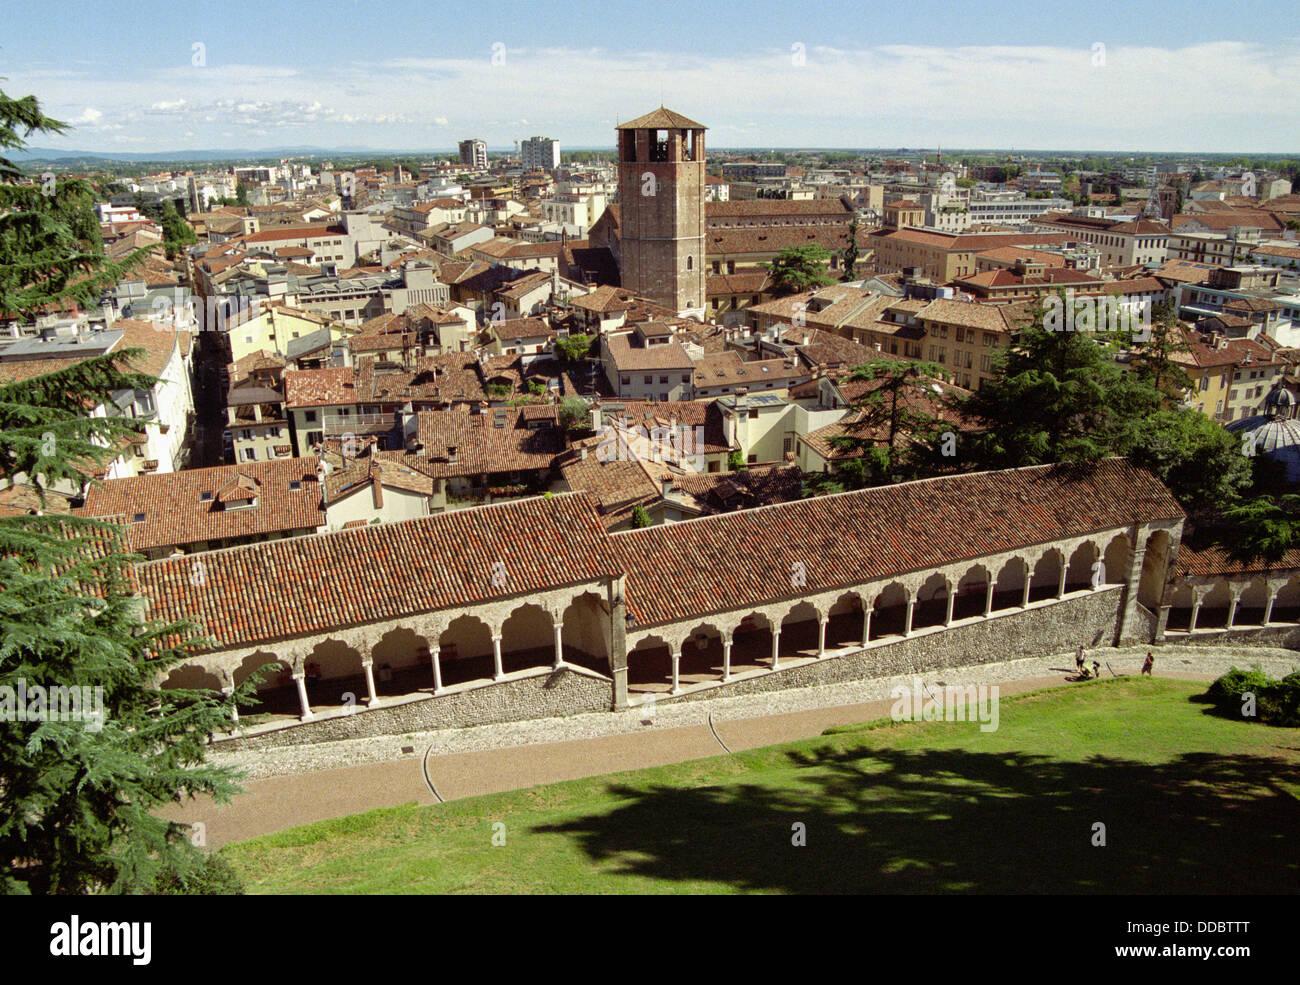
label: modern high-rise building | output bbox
[521,136,561,173]
[614,108,706,315]
[458,138,487,168]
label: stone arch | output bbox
[1273,577,1300,622]
[626,633,674,694]
[912,572,950,631]
[826,591,867,648]
[499,602,556,674]
[678,621,728,685]
[561,591,611,674]
[1138,530,1172,610]
[1196,580,1233,629]
[730,610,774,675]
[1237,578,1270,626]
[1028,549,1064,603]
[1065,541,1100,592]
[779,600,823,660]
[1166,583,1197,630]
[161,663,223,692]
[298,638,366,713]
[1102,533,1132,587]
[954,564,992,621]
[992,557,1027,611]
[439,615,495,687]
[369,627,429,697]
[871,582,909,640]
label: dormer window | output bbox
[132,512,146,523]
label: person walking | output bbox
[1092,659,1102,680]
[1142,652,1154,676]
[1075,645,1086,674]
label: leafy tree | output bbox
[727,449,746,471]
[764,245,835,296]
[159,199,197,261]
[629,504,652,528]
[1121,409,1251,518]
[1129,301,1191,403]
[1215,494,1300,566]
[234,181,249,206]
[557,395,590,433]
[0,87,249,895]
[554,333,592,364]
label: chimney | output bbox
[580,446,588,461]
[661,476,674,498]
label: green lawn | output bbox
[223,678,1300,894]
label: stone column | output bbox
[1115,540,1147,646]
[1189,599,1202,633]
[1226,594,1239,629]
[361,658,380,707]
[862,605,872,644]
[552,621,565,669]
[1155,605,1171,643]
[430,643,444,694]
[1056,563,1067,599]
[671,645,682,696]
[1021,567,1032,608]
[491,634,504,681]
[984,581,994,617]
[221,683,238,724]
[944,589,956,627]
[904,599,915,637]
[722,639,732,682]
[1263,592,1276,626]
[817,617,828,658]
[771,628,781,670]
[292,672,313,722]
[609,580,630,711]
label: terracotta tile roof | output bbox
[79,458,324,552]
[693,353,810,389]
[568,284,640,314]
[612,460,1185,628]
[707,199,853,219]
[591,399,730,453]
[605,332,694,371]
[399,407,565,478]
[283,366,358,408]
[707,224,859,257]
[135,492,619,649]
[0,319,188,386]
[491,317,554,342]
[1175,543,1300,578]
[617,107,707,130]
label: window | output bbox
[747,453,757,464]
[241,448,257,462]
[660,375,669,384]
[132,512,146,523]
[686,256,693,270]
[939,326,948,339]
[644,375,653,385]
[748,409,758,420]
[980,354,991,372]
[681,374,690,383]
[289,481,302,491]
[621,376,631,386]
[200,491,214,502]
[305,410,318,422]
[1199,376,1210,392]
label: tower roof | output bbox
[616,107,707,130]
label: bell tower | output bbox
[615,108,706,315]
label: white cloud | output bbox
[10,41,1299,151]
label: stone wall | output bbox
[668,588,1123,703]
[1164,625,1300,650]
[215,665,613,751]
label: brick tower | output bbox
[615,108,706,315]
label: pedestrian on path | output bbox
[1076,645,1086,674]
[1092,659,1102,679]
[1142,652,1154,676]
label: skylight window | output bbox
[289,481,302,491]
[132,512,146,523]
[200,491,214,501]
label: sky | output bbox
[3,0,1298,155]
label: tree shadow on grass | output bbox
[536,746,1300,893]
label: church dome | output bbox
[1264,384,1295,413]
[1227,413,1300,482]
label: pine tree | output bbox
[0,87,251,894]
[764,245,835,295]
[805,359,950,494]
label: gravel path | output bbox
[207,644,1299,782]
